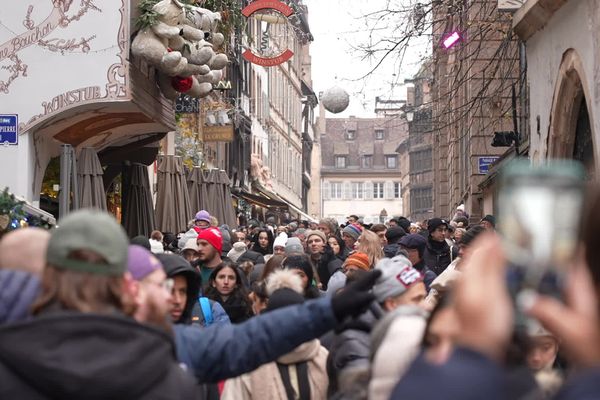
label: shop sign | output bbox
[241,0,295,67]
[175,94,199,113]
[203,125,233,142]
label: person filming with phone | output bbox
[391,161,600,400]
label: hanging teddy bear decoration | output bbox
[131,0,228,99]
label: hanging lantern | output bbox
[322,86,350,114]
[171,76,194,93]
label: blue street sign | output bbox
[0,115,18,145]
[478,156,500,174]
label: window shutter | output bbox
[364,181,374,200]
[343,181,352,200]
[322,181,330,200]
[385,181,394,200]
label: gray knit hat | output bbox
[342,223,362,240]
[373,255,423,302]
[285,237,304,255]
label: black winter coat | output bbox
[423,238,452,275]
[0,312,200,400]
[326,302,384,396]
[208,292,253,323]
[314,247,343,290]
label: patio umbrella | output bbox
[187,167,210,214]
[122,163,155,238]
[77,147,107,210]
[205,169,220,219]
[217,170,237,228]
[155,155,192,234]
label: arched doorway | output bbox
[548,49,595,177]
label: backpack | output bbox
[198,297,213,326]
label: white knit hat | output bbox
[273,232,288,249]
[149,239,165,254]
[227,241,247,262]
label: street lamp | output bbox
[406,111,414,122]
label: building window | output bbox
[361,155,372,168]
[373,182,384,199]
[331,182,343,199]
[386,155,398,169]
[335,156,347,168]
[351,182,364,199]
[411,187,433,211]
[346,129,356,140]
[410,148,433,173]
[394,182,401,199]
[375,129,384,140]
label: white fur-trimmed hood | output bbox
[266,269,304,296]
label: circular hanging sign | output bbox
[242,0,295,67]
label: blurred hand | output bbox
[331,269,381,322]
[454,234,512,362]
[527,253,600,368]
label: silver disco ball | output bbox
[322,86,350,114]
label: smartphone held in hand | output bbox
[498,159,586,299]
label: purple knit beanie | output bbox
[127,245,163,281]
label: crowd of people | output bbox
[2,195,600,399]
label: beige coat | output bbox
[423,257,461,310]
[221,339,329,400]
[369,306,428,400]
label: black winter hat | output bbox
[460,225,486,247]
[266,288,305,312]
[427,218,449,233]
[385,226,407,244]
[131,235,151,250]
[480,215,496,228]
[397,217,411,233]
[282,254,314,286]
[399,234,427,258]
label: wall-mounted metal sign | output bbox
[0,115,18,145]
[242,0,295,67]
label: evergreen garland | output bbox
[136,0,161,30]
[0,187,54,238]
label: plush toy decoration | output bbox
[131,0,229,99]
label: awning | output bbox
[236,190,288,209]
[288,203,317,222]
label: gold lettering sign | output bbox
[203,125,234,142]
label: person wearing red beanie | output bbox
[197,227,223,287]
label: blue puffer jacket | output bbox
[0,270,40,324]
[174,296,337,383]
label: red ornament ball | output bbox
[171,76,193,93]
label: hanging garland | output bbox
[200,0,245,46]
[0,187,54,238]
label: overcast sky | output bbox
[304,0,430,118]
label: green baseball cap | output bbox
[46,210,128,276]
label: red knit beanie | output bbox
[197,227,223,253]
